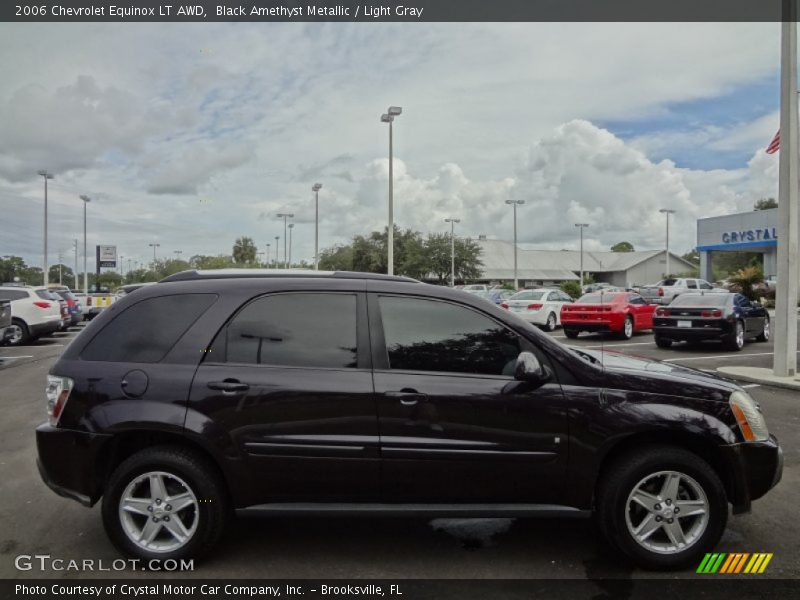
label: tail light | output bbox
[46,375,74,427]
[528,303,543,310]
[33,301,51,309]
[656,308,670,317]
[561,305,570,312]
[701,309,722,318]
[500,303,509,309]
[658,288,664,296]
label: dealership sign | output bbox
[96,245,117,268]
[721,227,778,244]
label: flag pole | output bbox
[773,3,799,378]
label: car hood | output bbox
[573,347,739,401]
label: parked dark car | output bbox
[653,293,769,351]
[52,288,83,327]
[0,299,11,343]
[36,271,782,570]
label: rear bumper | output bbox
[562,318,622,333]
[36,423,111,507]
[653,323,732,340]
[29,320,61,338]
[721,435,783,514]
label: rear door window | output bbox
[80,294,217,363]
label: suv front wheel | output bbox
[596,446,727,570]
[102,446,228,561]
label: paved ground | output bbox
[0,322,798,580]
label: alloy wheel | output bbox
[735,322,744,349]
[7,324,22,345]
[762,319,770,341]
[118,471,199,553]
[625,470,709,555]
[624,318,633,338]
[547,313,556,331]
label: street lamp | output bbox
[505,200,525,289]
[274,236,280,267]
[444,218,461,287]
[276,213,294,269]
[288,223,295,266]
[79,195,91,295]
[381,105,402,275]
[148,243,160,270]
[38,170,54,285]
[575,223,589,288]
[265,242,271,266]
[312,183,322,270]
[659,209,676,277]
[73,239,78,289]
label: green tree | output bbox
[728,265,764,301]
[190,254,235,270]
[0,256,28,283]
[318,245,354,271]
[48,264,76,288]
[97,271,124,290]
[232,237,257,265]
[681,249,700,265]
[610,241,635,252]
[754,197,778,211]
[560,280,582,299]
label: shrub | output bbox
[560,280,582,300]
[728,266,763,301]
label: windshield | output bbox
[510,291,546,301]
[577,293,622,304]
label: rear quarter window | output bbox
[80,294,217,363]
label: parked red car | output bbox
[561,291,656,339]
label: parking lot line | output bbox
[662,352,776,362]
[0,355,34,359]
[584,342,654,349]
[742,384,761,388]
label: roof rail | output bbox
[159,269,419,284]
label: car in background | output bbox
[639,278,726,305]
[462,284,490,293]
[47,291,71,330]
[0,299,12,343]
[49,287,83,327]
[652,293,769,351]
[501,288,573,331]
[581,282,613,294]
[561,291,656,340]
[82,291,116,320]
[72,293,92,320]
[0,285,62,345]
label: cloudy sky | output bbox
[0,22,785,271]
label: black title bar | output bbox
[0,0,788,23]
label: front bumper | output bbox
[721,434,783,514]
[36,423,111,507]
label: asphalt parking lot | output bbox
[0,321,798,580]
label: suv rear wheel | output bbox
[596,446,727,570]
[102,446,228,561]
[6,318,29,346]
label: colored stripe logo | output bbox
[697,553,773,574]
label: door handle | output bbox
[385,389,427,406]
[208,380,250,393]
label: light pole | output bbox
[274,236,280,267]
[73,239,78,289]
[119,255,125,277]
[381,106,402,275]
[659,209,676,277]
[276,213,294,268]
[148,243,160,270]
[505,200,525,289]
[79,195,90,295]
[313,183,322,269]
[575,223,589,288]
[265,243,271,266]
[38,170,54,285]
[444,218,460,287]
[288,223,294,267]
[57,251,63,284]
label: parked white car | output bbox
[0,285,63,345]
[500,288,574,331]
[638,278,726,305]
[462,284,490,293]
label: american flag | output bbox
[766,130,780,154]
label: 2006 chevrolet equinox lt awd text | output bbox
[36,270,783,570]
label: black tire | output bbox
[654,335,672,348]
[596,445,728,570]
[755,316,770,343]
[619,316,634,340]
[102,445,229,562]
[723,320,745,352]
[564,328,579,339]
[544,312,557,332]
[5,318,30,346]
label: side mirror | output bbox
[514,351,550,386]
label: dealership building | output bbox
[696,208,781,282]
[472,238,696,288]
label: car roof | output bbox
[159,269,419,284]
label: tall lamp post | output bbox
[659,208,676,278]
[79,195,91,295]
[38,170,54,285]
[265,242,271,266]
[575,223,589,288]
[274,236,280,267]
[312,183,322,269]
[73,239,78,289]
[276,213,294,269]
[148,243,160,270]
[505,200,525,289]
[288,223,295,267]
[381,106,402,275]
[444,218,460,287]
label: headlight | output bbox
[729,390,769,442]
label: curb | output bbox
[716,367,800,391]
